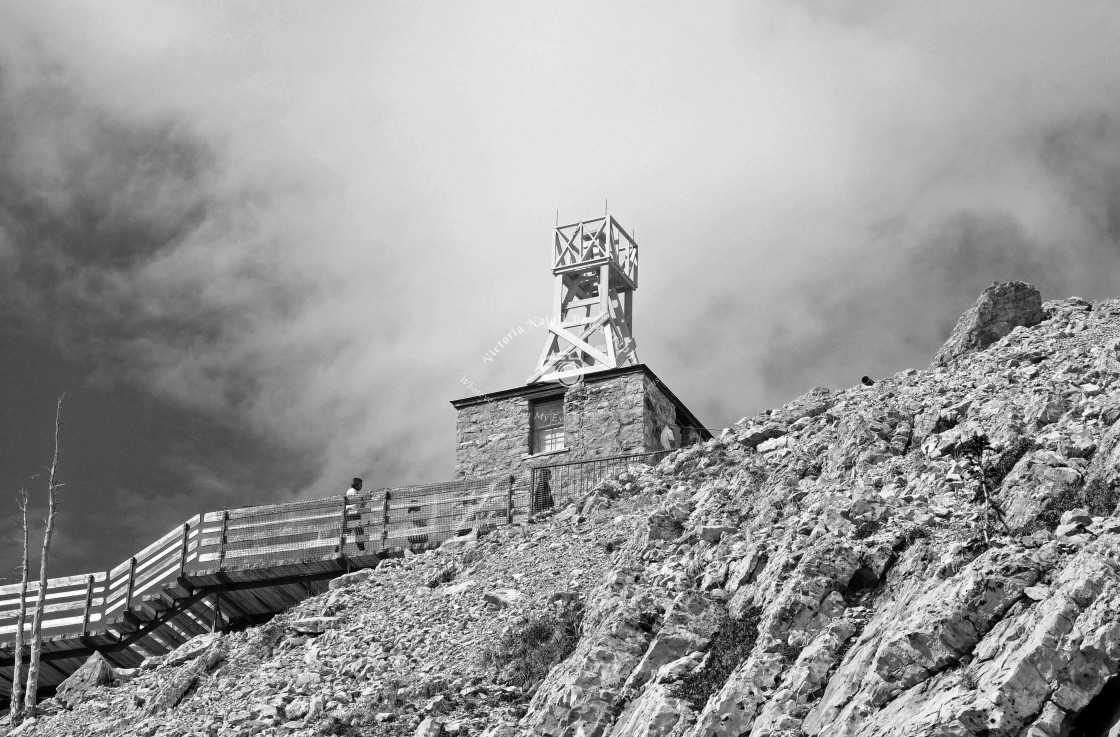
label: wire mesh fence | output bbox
[202,475,520,564]
[220,496,347,567]
[529,450,671,513]
[379,475,517,552]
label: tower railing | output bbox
[553,216,639,286]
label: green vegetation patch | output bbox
[671,604,762,709]
[1037,475,1118,530]
[481,600,584,689]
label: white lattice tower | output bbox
[528,212,640,384]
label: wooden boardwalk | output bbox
[0,450,669,703]
[0,475,522,702]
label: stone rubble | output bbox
[10,282,1120,737]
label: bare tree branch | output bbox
[9,486,30,723]
[24,393,64,716]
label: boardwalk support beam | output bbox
[211,593,223,633]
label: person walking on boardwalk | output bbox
[344,477,366,552]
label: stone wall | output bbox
[454,393,533,479]
[456,372,656,479]
[642,375,680,449]
[454,369,706,479]
[561,373,647,460]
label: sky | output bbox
[3,1,1120,580]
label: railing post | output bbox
[212,593,223,633]
[218,511,229,570]
[507,475,515,525]
[81,575,94,636]
[337,495,349,555]
[178,522,190,577]
[125,557,137,610]
[381,491,391,542]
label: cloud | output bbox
[647,2,1120,417]
[3,1,1120,563]
[0,16,445,507]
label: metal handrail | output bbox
[530,449,670,472]
[529,449,671,514]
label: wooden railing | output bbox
[0,452,667,648]
[0,476,519,646]
[0,573,109,642]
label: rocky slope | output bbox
[9,281,1120,737]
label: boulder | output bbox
[483,589,525,609]
[1060,508,1094,528]
[932,281,1044,366]
[737,422,786,450]
[288,616,341,635]
[698,524,735,543]
[328,568,375,590]
[607,684,692,737]
[162,632,222,669]
[425,693,454,714]
[55,652,114,709]
[145,637,227,714]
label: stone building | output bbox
[450,363,709,479]
[449,210,710,481]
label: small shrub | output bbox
[671,605,762,708]
[853,520,881,540]
[634,609,659,634]
[318,716,363,737]
[481,601,584,689]
[775,639,804,663]
[1037,476,1117,530]
[1081,476,1118,517]
[603,537,626,554]
[983,436,1033,489]
[426,563,458,589]
[895,525,929,550]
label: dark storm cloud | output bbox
[0,55,317,409]
[0,26,455,572]
[5,2,1120,578]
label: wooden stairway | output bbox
[0,475,521,703]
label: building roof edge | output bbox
[450,364,712,440]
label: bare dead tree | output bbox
[24,395,64,716]
[9,485,30,724]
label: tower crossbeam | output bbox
[529,212,640,384]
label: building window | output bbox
[531,396,565,453]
